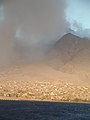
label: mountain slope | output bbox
[47,33,90,74]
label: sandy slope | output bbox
[0,63,90,102]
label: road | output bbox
[0,100,90,120]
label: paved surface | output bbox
[0,100,90,120]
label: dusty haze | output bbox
[0,0,67,66]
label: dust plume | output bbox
[0,0,67,66]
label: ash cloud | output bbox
[0,0,67,66]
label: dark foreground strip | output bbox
[0,100,90,120]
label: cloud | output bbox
[66,0,90,38]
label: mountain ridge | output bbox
[46,33,90,75]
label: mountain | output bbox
[46,33,90,76]
[1,33,90,101]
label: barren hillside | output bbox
[47,33,90,74]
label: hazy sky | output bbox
[0,0,90,40]
[0,0,66,37]
[66,0,90,38]
[0,0,90,65]
[0,0,66,65]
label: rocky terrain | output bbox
[0,62,90,102]
[0,79,90,102]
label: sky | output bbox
[66,0,90,38]
[0,0,90,40]
[0,0,66,37]
[0,0,90,65]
